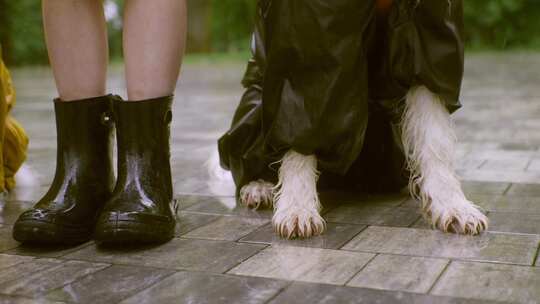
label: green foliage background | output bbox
[209,0,256,52]
[463,0,540,49]
[1,0,539,66]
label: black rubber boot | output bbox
[94,96,176,244]
[13,95,115,244]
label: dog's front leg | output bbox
[402,86,488,235]
[272,150,326,239]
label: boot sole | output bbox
[12,220,92,245]
[95,220,175,245]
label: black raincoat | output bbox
[218,0,464,193]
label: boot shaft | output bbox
[33,95,115,222]
[112,96,173,201]
[53,95,115,175]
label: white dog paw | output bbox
[272,208,326,239]
[427,199,488,235]
[239,180,274,209]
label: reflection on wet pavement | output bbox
[0,54,539,303]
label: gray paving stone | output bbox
[0,254,34,270]
[411,216,432,229]
[0,225,20,252]
[5,186,50,203]
[46,265,175,304]
[488,212,540,234]
[317,191,369,206]
[458,169,540,184]
[183,196,273,219]
[347,254,449,293]
[199,180,237,197]
[175,194,213,210]
[268,282,499,304]
[173,177,209,195]
[228,245,374,285]
[324,205,420,227]
[65,238,266,273]
[432,261,540,303]
[455,156,485,171]
[175,212,220,236]
[465,150,537,162]
[342,226,540,265]
[183,216,269,241]
[120,271,288,304]
[6,241,94,258]
[318,192,408,207]
[461,181,510,195]
[0,259,108,297]
[398,197,420,209]
[526,159,540,171]
[0,258,62,285]
[480,158,530,171]
[0,200,33,225]
[471,194,540,214]
[0,294,61,304]
[506,183,540,196]
[239,223,365,249]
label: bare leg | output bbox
[42,0,108,101]
[123,0,187,101]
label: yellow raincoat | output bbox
[0,52,29,192]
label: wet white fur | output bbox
[401,86,488,234]
[272,150,325,238]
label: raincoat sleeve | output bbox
[373,0,465,112]
[220,0,378,189]
[0,50,29,192]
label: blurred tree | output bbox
[0,0,124,66]
[105,0,124,62]
[186,0,212,53]
[209,0,256,52]
[0,0,48,66]
[0,0,8,54]
[464,0,540,49]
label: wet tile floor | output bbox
[1,53,540,303]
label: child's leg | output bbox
[42,0,108,101]
[93,0,187,244]
[123,0,187,100]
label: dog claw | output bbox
[273,212,326,239]
[428,200,489,236]
[447,214,489,235]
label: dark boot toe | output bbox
[13,209,93,245]
[94,211,175,244]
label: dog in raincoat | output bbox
[216,0,488,238]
